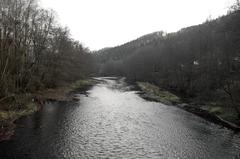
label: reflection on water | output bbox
[0,77,240,159]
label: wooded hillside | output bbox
[96,4,240,117]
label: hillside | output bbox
[95,31,165,63]
[95,9,240,122]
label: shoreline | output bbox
[133,81,240,132]
[1,77,239,142]
[179,104,240,131]
[0,79,95,142]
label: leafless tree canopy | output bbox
[0,0,95,98]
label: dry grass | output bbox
[137,82,181,105]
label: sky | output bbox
[40,0,235,51]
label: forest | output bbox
[95,2,240,119]
[1,0,240,155]
[0,0,95,101]
[1,0,240,124]
[1,0,240,158]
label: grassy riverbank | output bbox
[137,82,240,131]
[0,95,40,141]
[32,79,94,102]
[137,82,181,105]
[0,79,94,141]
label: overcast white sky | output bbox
[40,0,235,50]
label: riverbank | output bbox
[0,79,95,142]
[136,82,240,131]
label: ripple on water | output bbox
[0,77,240,159]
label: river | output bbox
[0,77,240,159]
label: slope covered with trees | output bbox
[96,3,240,119]
[0,0,95,100]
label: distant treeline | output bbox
[96,2,240,116]
[0,0,95,98]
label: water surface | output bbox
[0,77,240,159]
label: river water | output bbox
[0,77,240,159]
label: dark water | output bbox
[0,77,240,159]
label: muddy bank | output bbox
[135,81,240,131]
[0,102,40,142]
[1,77,240,159]
[0,79,96,142]
[180,104,240,131]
